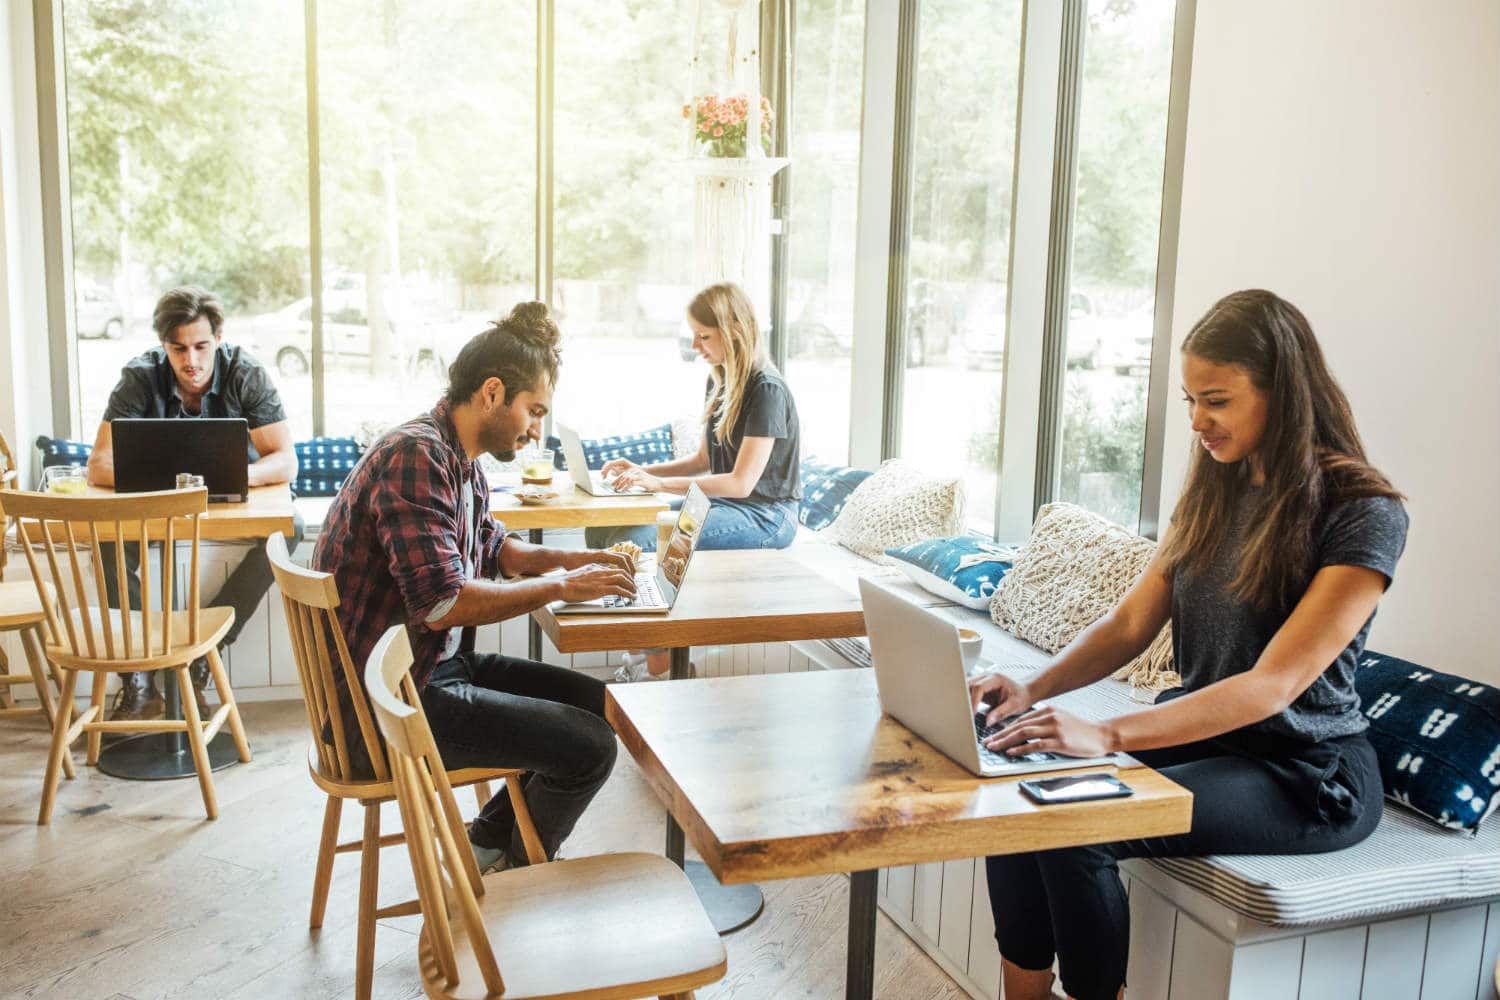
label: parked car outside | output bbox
[245,291,445,379]
[75,283,125,340]
[960,283,1008,369]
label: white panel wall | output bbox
[1162,0,1500,680]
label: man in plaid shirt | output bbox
[314,301,636,873]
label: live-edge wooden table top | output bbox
[533,548,867,653]
[7,483,296,543]
[606,668,1193,885]
[488,476,669,531]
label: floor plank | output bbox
[0,700,970,999]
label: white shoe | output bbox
[610,653,663,683]
[471,840,512,875]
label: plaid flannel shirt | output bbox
[312,399,507,693]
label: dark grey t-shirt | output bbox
[1171,490,1408,743]
[102,343,287,463]
[704,365,802,503]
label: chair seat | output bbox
[305,741,519,801]
[423,852,727,1000]
[45,605,235,671]
[0,581,54,628]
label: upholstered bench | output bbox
[780,524,1500,1000]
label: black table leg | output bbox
[97,540,239,780]
[665,646,763,934]
[528,528,544,661]
[846,869,878,1000]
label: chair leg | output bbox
[85,671,107,766]
[21,626,74,780]
[0,642,14,709]
[37,668,78,825]
[356,803,381,1000]
[177,665,218,820]
[205,646,251,763]
[309,795,343,929]
[473,781,492,810]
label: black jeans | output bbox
[419,651,618,865]
[985,728,1383,1000]
[99,511,306,691]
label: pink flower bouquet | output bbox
[683,94,774,158]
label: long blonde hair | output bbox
[689,283,769,444]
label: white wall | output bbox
[1162,1,1500,678]
[0,1,52,487]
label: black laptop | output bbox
[112,418,251,503]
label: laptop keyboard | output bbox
[600,574,665,609]
[974,711,1058,767]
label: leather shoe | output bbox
[187,657,214,720]
[109,681,164,722]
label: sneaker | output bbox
[108,682,165,722]
[470,841,513,876]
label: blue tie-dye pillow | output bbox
[799,459,872,531]
[1355,651,1500,834]
[884,536,1017,611]
[293,437,361,497]
[579,424,674,471]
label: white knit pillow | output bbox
[669,414,704,461]
[990,502,1178,690]
[829,459,965,562]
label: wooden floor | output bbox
[0,700,971,1000]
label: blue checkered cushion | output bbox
[799,459,872,531]
[1355,651,1500,834]
[293,437,361,497]
[884,536,1016,611]
[35,435,93,471]
[578,424,674,471]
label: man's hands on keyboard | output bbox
[557,562,637,604]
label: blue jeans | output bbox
[585,495,799,553]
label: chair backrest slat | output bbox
[266,533,391,783]
[367,626,505,997]
[162,516,175,656]
[0,488,209,665]
[189,513,201,645]
[86,529,117,659]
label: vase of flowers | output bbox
[684,94,774,158]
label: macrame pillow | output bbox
[990,501,1177,691]
[670,414,704,461]
[829,459,965,562]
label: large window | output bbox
[550,1,695,439]
[781,0,864,465]
[1057,0,1176,529]
[314,1,535,439]
[63,0,310,437]
[898,0,1024,534]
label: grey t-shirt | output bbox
[1170,490,1408,743]
[704,365,802,503]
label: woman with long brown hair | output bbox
[970,289,1407,1000]
[588,282,803,680]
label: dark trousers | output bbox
[985,730,1383,1000]
[99,511,306,691]
[419,651,618,865]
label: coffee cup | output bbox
[957,627,984,673]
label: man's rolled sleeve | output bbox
[370,445,468,624]
[236,362,288,429]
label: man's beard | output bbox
[492,447,517,463]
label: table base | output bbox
[97,731,241,780]
[686,861,765,934]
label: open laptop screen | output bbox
[656,483,711,603]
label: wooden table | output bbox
[606,668,1194,1000]
[490,476,668,659]
[26,485,298,780]
[534,547,868,933]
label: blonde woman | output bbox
[588,282,803,681]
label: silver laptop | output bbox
[556,423,650,496]
[859,577,1120,778]
[551,483,711,615]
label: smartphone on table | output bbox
[1018,772,1133,805]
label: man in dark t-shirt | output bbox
[87,286,302,722]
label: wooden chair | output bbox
[366,624,727,1000]
[0,438,74,773]
[267,533,545,1000]
[2,486,251,824]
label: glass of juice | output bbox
[42,464,89,495]
[520,448,555,485]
